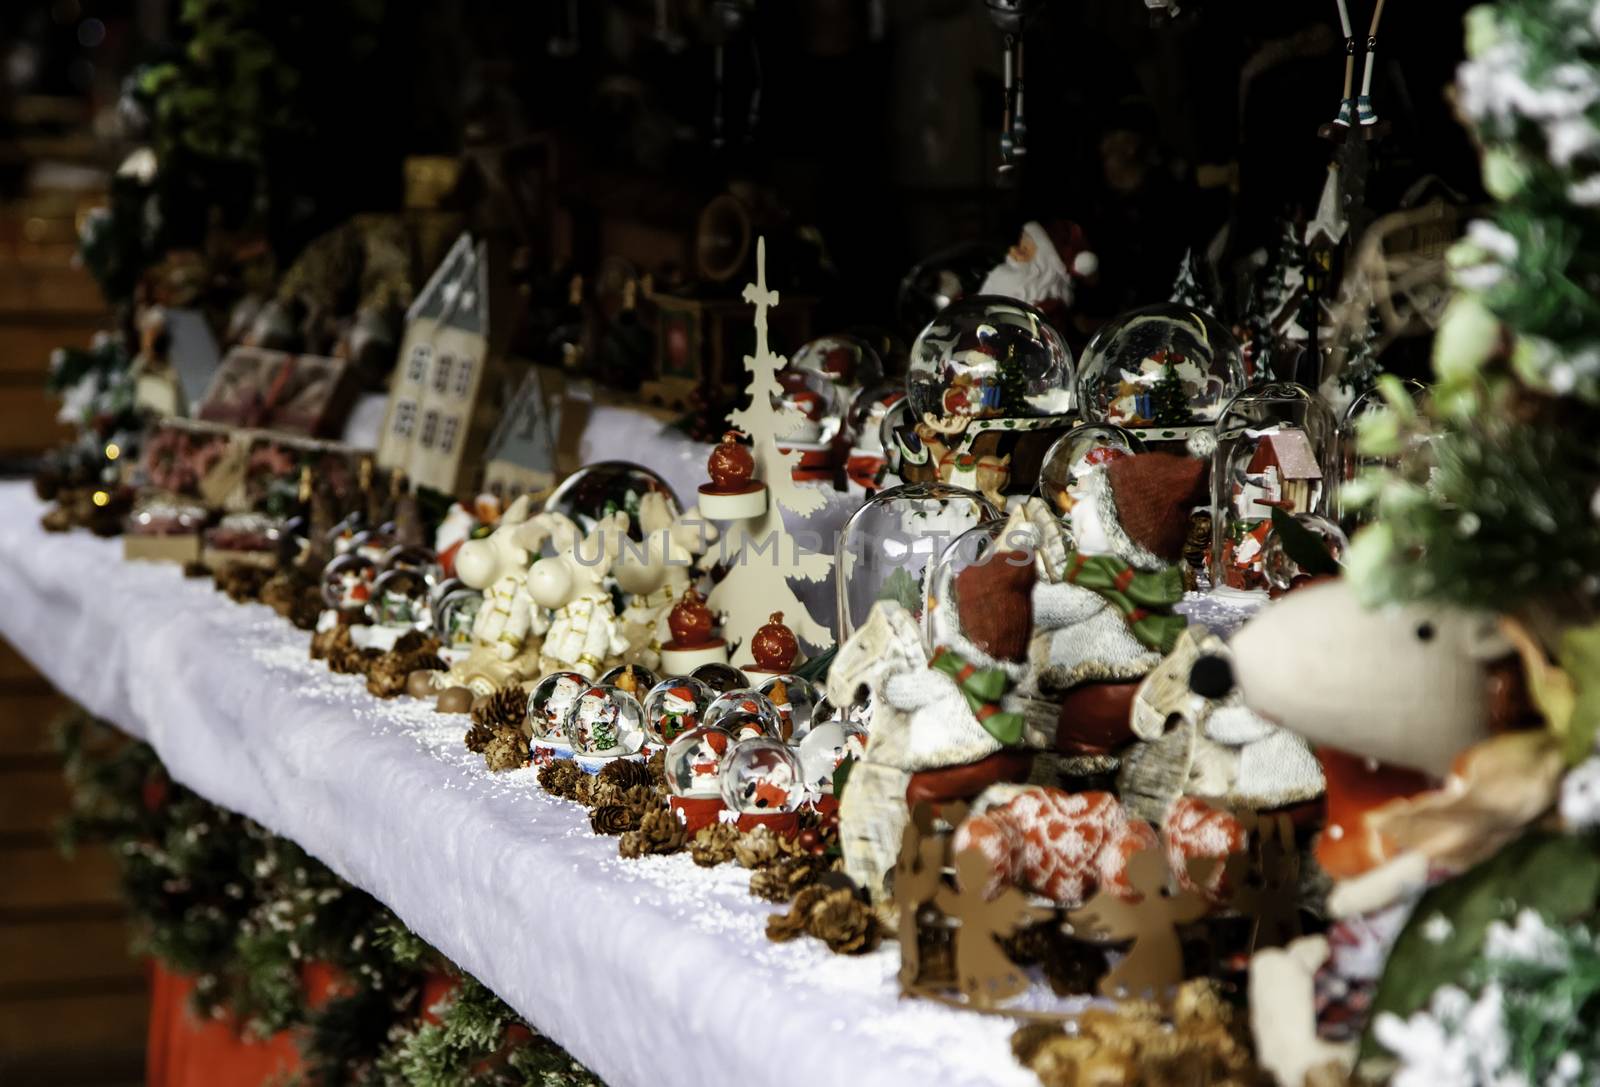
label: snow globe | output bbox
[663,724,736,832]
[790,333,886,399]
[690,661,749,694]
[562,684,646,759]
[432,587,482,657]
[599,663,658,703]
[755,673,820,743]
[844,384,906,493]
[1337,378,1428,528]
[1036,423,1144,521]
[345,528,398,564]
[704,689,782,740]
[835,481,1000,640]
[798,720,870,795]
[1077,303,1246,444]
[641,676,715,745]
[876,396,917,485]
[365,567,433,638]
[321,552,379,615]
[1209,382,1339,594]
[377,544,441,582]
[1262,512,1349,595]
[527,671,587,746]
[920,520,1017,644]
[772,364,844,444]
[901,297,1076,503]
[720,738,806,814]
[544,461,680,539]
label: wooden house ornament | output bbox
[481,366,558,505]
[1235,429,1323,519]
[376,233,509,498]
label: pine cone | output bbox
[258,572,297,615]
[392,629,439,656]
[571,773,597,806]
[734,825,802,870]
[689,823,741,867]
[598,759,654,792]
[483,732,530,772]
[472,686,528,737]
[619,808,686,858]
[538,761,584,800]
[365,654,413,699]
[617,784,661,819]
[465,717,496,754]
[807,888,879,955]
[765,885,830,942]
[644,748,667,786]
[749,856,826,903]
[590,805,639,835]
[310,624,351,661]
[290,588,324,631]
[182,561,211,579]
[217,565,272,603]
[330,644,377,675]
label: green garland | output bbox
[55,713,603,1087]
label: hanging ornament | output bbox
[748,612,801,674]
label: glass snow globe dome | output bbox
[835,482,1000,641]
[1077,303,1245,439]
[920,520,1016,644]
[544,461,680,540]
[906,297,1075,424]
[1337,378,1428,528]
[790,333,885,394]
[772,364,845,443]
[1035,423,1144,521]
[1208,382,1339,594]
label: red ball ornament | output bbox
[797,828,821,852]
[668,588,715,648]
[706,431,756,492]
[750,611,799,673]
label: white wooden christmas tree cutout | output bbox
[705,238,836,664]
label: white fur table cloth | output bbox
[0,481,1035,1087]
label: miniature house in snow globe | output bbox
[1077,303,1245,445]
[834,481,1000,641]
[899,297,1076,504]
[1209,382,1338,594]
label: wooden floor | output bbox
[0,226,147,1085]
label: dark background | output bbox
[1,0,1483,340]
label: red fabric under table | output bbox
[146,961,462,1087]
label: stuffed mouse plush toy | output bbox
[1224,578,1560,1086]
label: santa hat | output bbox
[1027,221,1100,282]
[1092,452,1209,570]
[926,516,1038,682]
[664,685,697,707]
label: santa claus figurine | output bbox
[656,684,700,743]
[979,220,1099,328]
[1032,451,1207,754]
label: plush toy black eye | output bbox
[1416,622,1435,642]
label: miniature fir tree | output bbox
[706,240,836,661]
[1169,248,1210,310]
[1150,354,1191,426]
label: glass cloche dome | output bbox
[544,462,680,539]
[1077,303,1245,438]
[906,297,1075,425]
[835,482,1000,640]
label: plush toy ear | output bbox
[1464,614,1515,663]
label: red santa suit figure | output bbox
[658,685,700,743]
[979,220,1099,329]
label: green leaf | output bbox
[1269,505,1340,577]
[875,567,923,615]
[1560,623,1600,764]
[1362,831,1600,1062]
[833,755,855,802]
[795,646,836,685]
